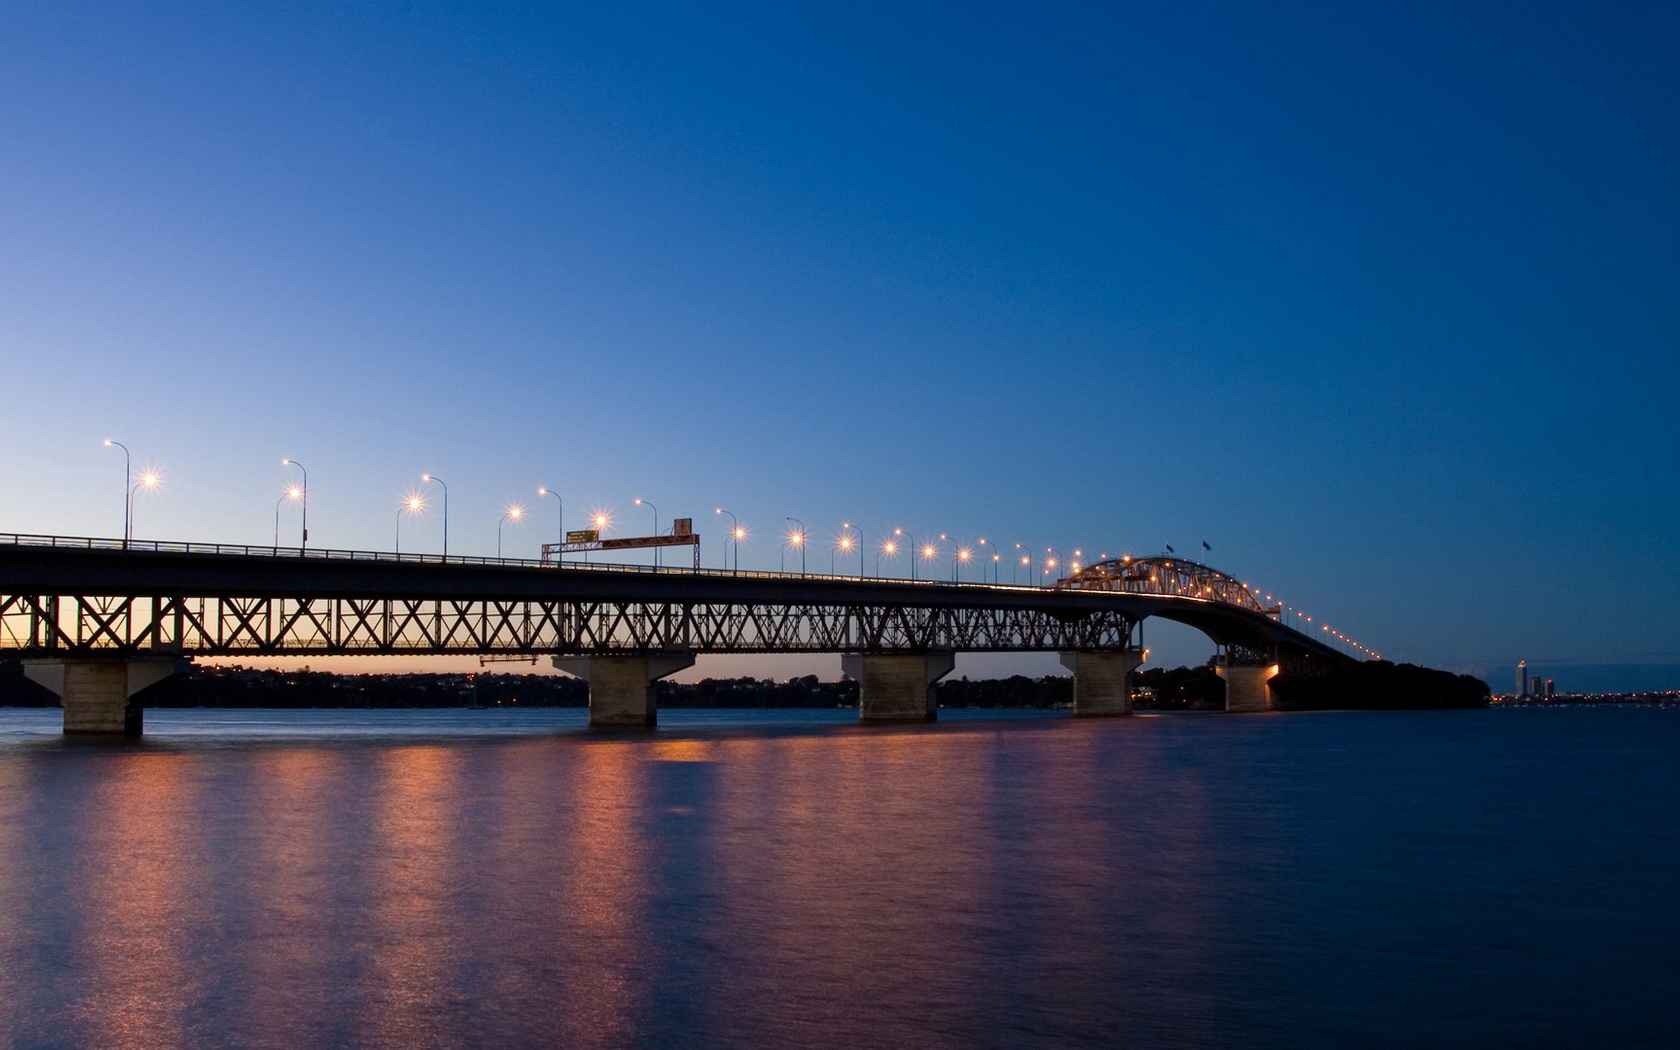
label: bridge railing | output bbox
[0,532,1049,590]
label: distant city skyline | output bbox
[2,2,1676,691]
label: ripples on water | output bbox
[0,707,1676,1049]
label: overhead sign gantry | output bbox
[541,517,700,568]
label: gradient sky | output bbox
[3,1,1676,689]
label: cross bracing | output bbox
[0,593,1138,656]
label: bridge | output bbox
[0,535,1357,735]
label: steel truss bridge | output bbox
[0,536,1353,674]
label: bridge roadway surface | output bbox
[0,535,1354,733]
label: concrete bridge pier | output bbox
[1217,661,1280,713]
[1059,650,1144,716]
[23,656,186,736]
[841,652,954,723]
[553,651,696,727]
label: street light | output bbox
[786,517,806,575]
[1016,543,1034,585]
[977,538,1001,584]
[130,470,160,542]
[397,495,424,554]
[102,439,131,546]
[281,459,308,550]
[833,535,848,574]
[635,498,659,568]
[894,529,917,580]
[955,545,973,582]
[498,505,524,559]
[842,522,865,577]
[421,474,448,558]
[715,508,740,573]
[1045,548,1061,585]
[878,538,897,577]
[537,487,562,564]
[274,485,302,551]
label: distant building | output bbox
[1516,660,1529,697]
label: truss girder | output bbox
[0,593,1138,657]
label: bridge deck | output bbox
[0,534,1352,666]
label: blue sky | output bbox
[2,1,1676,689]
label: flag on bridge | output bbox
[1202,541,1212,552]
[1165,543,1175,554]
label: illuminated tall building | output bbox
[1516,660,1529,697]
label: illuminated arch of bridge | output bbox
[1055,556,1275,614]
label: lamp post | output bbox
[498,505,524,559]
[130,471,160,542]
[834,527,859,576]
[715,508,739,573]
[274,486,301,552]
[397,496,423,554]
[786,517,805,575]
[842,522,865,577]
[281,459,308,550]
[1045,548,1061,586]
[878,538,897,577]
[635,498,659,568]
[422,474,448,558]
[537,487,562,564]
[894,529,917,580]
[1016,543,1033,585]
[977,538,1000,584]
[102,439,131,546]
[955,544,973,582]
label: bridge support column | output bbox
[553,651,695,727]
[841,652,954,723]
[23,657,186,737]
[1059,650,1144,716]
[1217,662,1280,713]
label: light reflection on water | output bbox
[1,707,1678,1048]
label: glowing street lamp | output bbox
[281,459,308,550]
[635,497,660,567]
[130,470,161,542]
[1045,548,1061,585]
[878,538,898,577]
[397,495,424,554]
[785,517,806,575]
[498,505,524,559]
[102,439,131,546]
[537,487,562,564]
[274,485,302,551]
[834,528,858,575]
[421,474,448,558]
[955,545,973,582]
[894,529,918,580]
[715,508,740,573]
[842,522,865,577]
[977,538,1001,584]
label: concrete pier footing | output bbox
[23,657,185,736]
[841,652,955,722]
[1217,663,1280,713]
[1059,650,1144,716]
[553,651,696,727]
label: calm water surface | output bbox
[0,707,1675,1048]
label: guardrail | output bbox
[0,532,1048,590]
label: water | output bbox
[1,707,1675,1048]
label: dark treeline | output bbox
[1271,661,1490,709]
[0,658,1487,710]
